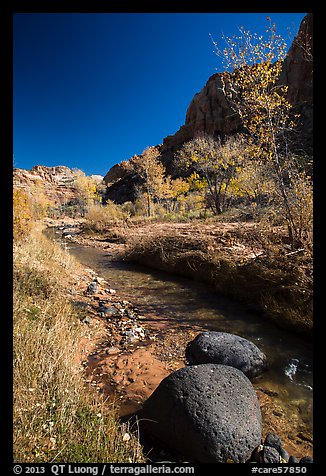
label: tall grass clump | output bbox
[13,222,144,462]
[83,202,129,233]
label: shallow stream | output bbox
[47,228,313,437]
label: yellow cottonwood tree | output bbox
[73,169,99,205]
[131,146,168,217]
[13,189,32,241]
[176,134,247,215]
[212,20,312,247]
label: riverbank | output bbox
[43,217,313,460]
[56,217,313,338]
[13,224,145,463]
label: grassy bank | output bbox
[13,226,144,463]
[116,221,312,337]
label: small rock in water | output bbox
[299,456,313,463]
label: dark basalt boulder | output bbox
[140,364,262,463]
[185,331,267,379]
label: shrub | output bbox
[84,202,129,232]
[13,188,33,242]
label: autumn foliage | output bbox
[13,189,33,241]
[211,20,313,248]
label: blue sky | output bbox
[13,12,306,176]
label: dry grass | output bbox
[124,221,312,336]
[83,202,129,233]
[13,226,144,463]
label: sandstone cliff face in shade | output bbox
[279,13,313,106]
[278,13,313,153]
[104,14,313,203]
[161,72,243,157]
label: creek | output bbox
[47,228,313,437]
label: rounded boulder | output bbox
[186,332,267,379]
[140,364,262,463]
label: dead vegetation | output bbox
[118,221,313,337]
[13,225,144,462]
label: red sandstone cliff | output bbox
[13,165,78,204]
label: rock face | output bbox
[104,162,131,184]
[103,158,146,203]
[185,332,267,379]
[162,72,243,157]
[104,165,144,203]
[279,13,313,106]
[13,165,78,204]
[90,174,104,183]
[279,13,313,154]
[14,165,105,205]
[140,364,262,463]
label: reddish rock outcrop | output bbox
[104,162,132,185]
[13,165,78,204]
[162,72,243,156]
[279,13,313,105]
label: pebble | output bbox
[251,444,264,462]
[279,447,290,462]
[81,316,92,325]
[106,347,120,355]
[72,301,89,310]
[261,446,281,463]
[288,455,299,463]
[264,432,283,452]
[98,306,119,317]
[299,456,313,463]
[86,281,98,294]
